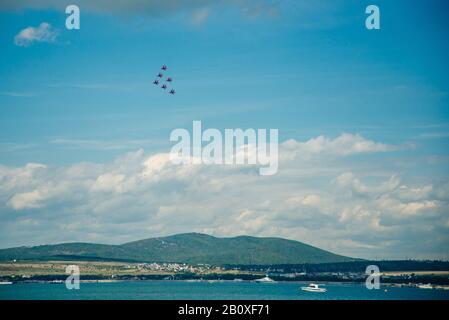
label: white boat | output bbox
[418,283,433,289]
[254,276,275,283]
[301,283,327,293]
[0,281,13,285]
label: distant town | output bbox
[1,260,449,290]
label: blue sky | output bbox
[0,0,448,259]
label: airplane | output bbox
[153,80,159,85]
[161,65,167,71]
[157,73,163,78]
[166,77,173,82]
[161,84,167,89]
[169,89,175,95]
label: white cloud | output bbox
[14,22,59,47]
[377,196,439,217]
[0,133,448,259]
[281,133,397,159]
[8,189,47,210]
[286,194,323,210]
[399,201,437,216]
[396,185,433,201]
[335,172,401,195]
[91,173,126,193]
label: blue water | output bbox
[1,281,448,300]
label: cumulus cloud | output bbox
[335,172,401,196]
[14,22,59,47]
[91,173,126,193]
[7,189,47,210]
[281,133,397,159]
[0,133,447,259]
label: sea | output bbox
[1,281,449,300]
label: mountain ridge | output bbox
[0,232,357,265]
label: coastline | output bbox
[1,260,449,288]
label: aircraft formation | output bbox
[153,65,175,95]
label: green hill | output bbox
[0,233,356,265]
